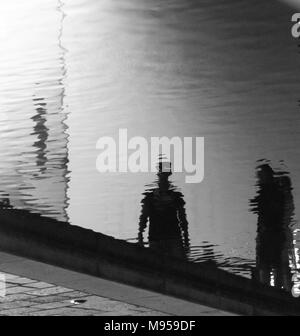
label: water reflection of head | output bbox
[256,164,275,185]
[157,161,172,190]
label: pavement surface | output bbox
[0,251,237,316]
[0,272,168,316]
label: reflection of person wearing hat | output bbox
[138,161,190,259]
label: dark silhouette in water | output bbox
[250,164,296,291]
[32,97,49,174]
[138,161,190,259]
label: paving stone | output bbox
[6,286,38,295]
[207,310,237,316]
[27,287,75,296]
[3,274,20,280]
[23,282,55,289]
[130,310,170,316]
[129,305,157,312]
[29,301,75,311]
[0,293,37,302]
[6,277,36,285]
[0,300,36,310]
[68,296,164,315]
[28,294,78,304]
[57,291,89,298]
[64,295,111,310]
[28,307,101,316]
[27,310,65,316]
[95,311,137,316]
[1,306,43,316]
[5,283,23,289]
[79,298,147,313]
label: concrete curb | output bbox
[0,209,299,316]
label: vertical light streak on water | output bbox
[0,0,70,220]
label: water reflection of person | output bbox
[138,161,190,259]
[32,97,49,175]
[251,164,295,291]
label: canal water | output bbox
[1,0,300,290]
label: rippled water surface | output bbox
[1,0,300,283]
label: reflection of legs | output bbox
[273,248,292,291]
[258,266,271,286]
[165,239,186,260]
[279,267,293,291]
[281,269,292,291]
[273,267,291,291]
[281,248,293,291]
[149,239,186,259]
[273,268,281,289]
[149,241,162,252]
[279,263,292,291]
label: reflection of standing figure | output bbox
[138,161,190,259]
[251,164,295,291]
[32,97,49,174]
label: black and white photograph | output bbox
[0,0,300,319]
